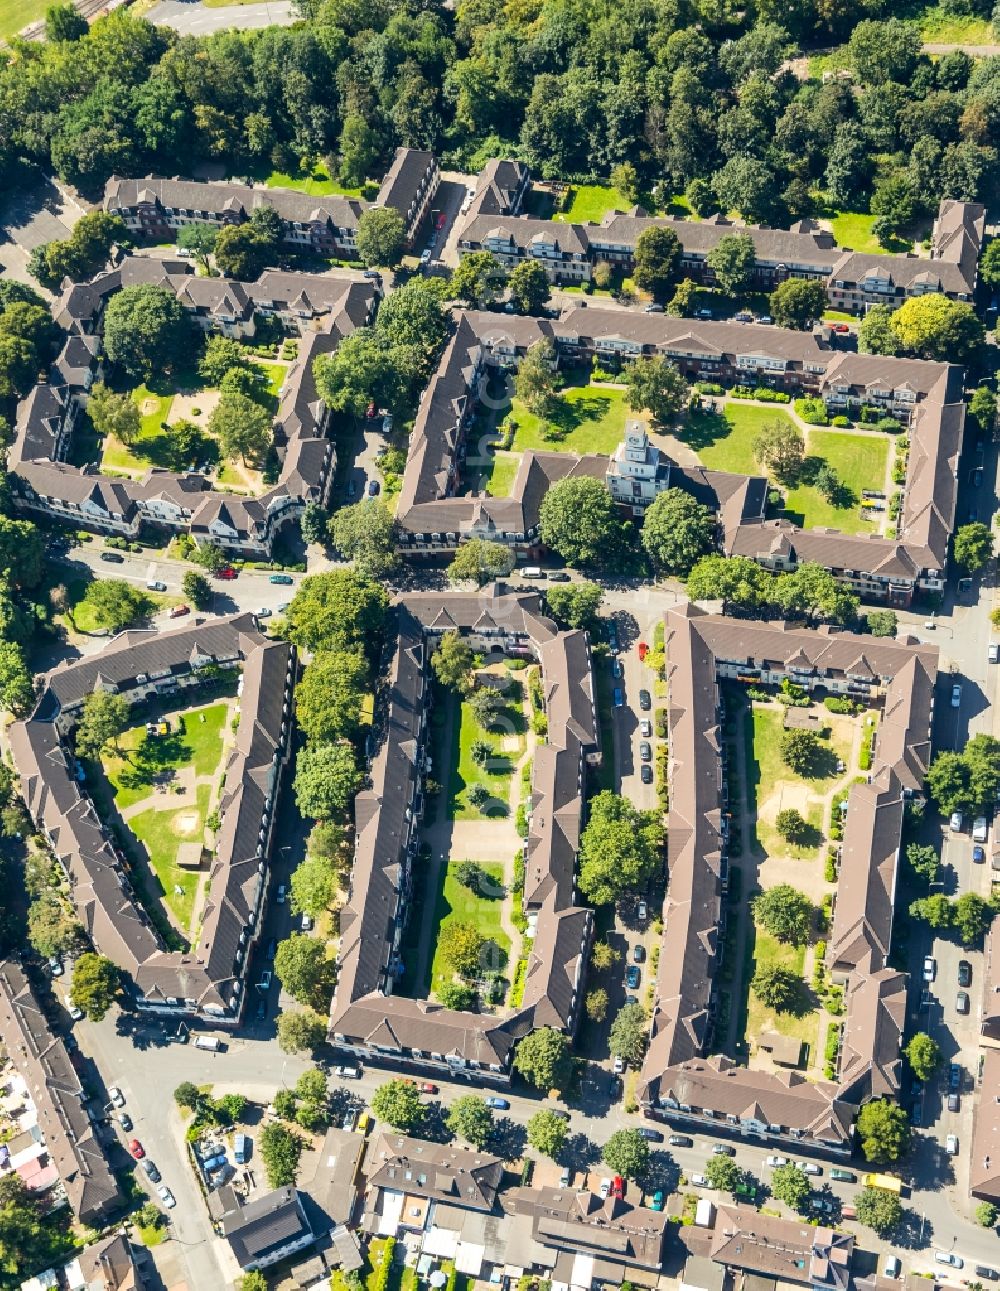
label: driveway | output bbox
[0,171,88,291]
[147,0,297,35]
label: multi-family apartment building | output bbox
[8,614,295,1025]
[375,147,440,247]
[394,307,964,607]
[9,257,377,557]
[105,175,366,258]
[327,587,597,1080]
[635,606,937,1155]
[680,1203,854,1291]
[456,161,983,311]
[0,961,120,1226]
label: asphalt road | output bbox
[147,0,297,35]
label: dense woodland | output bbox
[0,0,998,226]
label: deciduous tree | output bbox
[75,690,131,760]
[209,392,272,465]
[905,1032,941,1081]
[87,383,141,445]
[954,521,994,572]
[578,792,663,906]
[539,477,623,568]
[181,571,212,609]
[70,953,120,1022]
[294,649,369,745]
[633,227,681,302]
[608,1002,648,1067]
[641,488,715,575]
[768,278,828,330]
[277,1009,327,1055]
[102,284,189,379]
[706,233,756,295]
[356,207,406,268]
[855,1186,903,1234]
[452,251,506,307]
[177,222,218,271]
[781,729,826,777]
[624,356,688,424]
[284,571,388,656]
[751,964,800,1011]
[438,921,487,978]
[891,295,984,363]
[293,742,360,820]
[431,631,474,693]
[508,261,550,315]
[514,1027,573,1090]
[602,1128,649,1181]
[372,1079,425,1131]
[260,1123,304,1186]
[753,885,813,945]
[446,1095,494,1148]
[856,1099,910,1163]
[515,338,560,417]
[544,581,604,629]
[752,420,805,483]
[771,1163,810,1212]
[448,539,515,585]
[274,934,333,1008]
[527,1109,568,1158]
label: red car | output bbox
[831,322,850,334]
[610,1175,625,1199]
[638,641,648,661]
[169,604,190,618]
[418,1082,438,1094]
[435,211,447,231]
[129,1139,145,1159]
[217,566,237,580]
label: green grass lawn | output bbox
[508,384,629,456]
[829,211,914,256]
[780,429,889,535]
[477,451,521,497]
[745,705,841,860]
[822,310,856,324]
[101,704,228,812]
[745,924,818,1054]
[262,160,362,198]
[128,784,211,932]
[555,184,630,224]
[686,403,796,476]
[917,4,993,41]
[0,0,47,38]
[255,361,287,404]
[426,860,511,997]
[101,385,175,473]
[447,689,525,821]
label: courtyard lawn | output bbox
[448,688,526,821]
[255,361,288,407]
[686,403,797,476]
[745,924,819,1055]
[745,704,850,860]
[128,783,212,931]
[508,384,630,456]
[780,429,890,536]
[478,451,521,497]
[427,860,511,997]
[101,704,228,812]
[101,385,175,473]
[555,184,629,224]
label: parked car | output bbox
[951,811,964,831]
[713,1144,736,1156]
[625,965,641,989]
[975,1268,998,1281]
[255,998,267,1021]
[613,688,624,708]
[119,1112,133,1133]
[256,607,272,620]
[637,1127,663,1142]
[990,643,999,664]
[269,573,294,585]
[611,1176,625,1200]
[129,1139,145,1159]
[948,1092,960,1112]
[639,719,652,738]
[959,960,972,987]
[637,899,648,922]
[276,884,286,904]
[883,1257,901,1278]
[169,604,190,618]
[946,1133,959,1155]
[691,1173,710,1187]
[48,957,63,977]
[157,1185,176,1210]
[649,1189,665,1210]
[300,913,313,931]
[801,1163,823,1176]
[559,1167,572,1187]
[957,991,970,1014]
[952,683,963,708]
[935,1253,963,1269]
[638,689,651,711]
[217,566,237,580]
[974,845,987,863]
[331,1065,361,1079]
[548,571,571,582]
[368,480,380,496]
[949,1063,963,1090]
[64,996,82,1021]
[639,741,652,762]
[485,1096,509,1109]
[599,1178,612,1199]
[668,1134,693,1147]
[612,658,623,679]
[633,945,645,964]
[923,956,936,981]
[974,816,989,842]
[830,1169,856,1182]
[419,1082,439,1094]
[612,1055,625,1075]
[108,1087,125,1108]
[765,1155,789,1167]
[265,939,277,961]
[99,551,125,563]
[831,322,850,334]
[142,1159,161,1182]
[640,765,653,784]
[258,971,272,991]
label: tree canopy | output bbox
[514,1027,573,1090]
[578,792,664,907]
[356,207,406,267]
[102,284,189,379]
[539,477,623,569]
[642,488,715,575]
[753,884,814,945]
[372,1079,425,1131]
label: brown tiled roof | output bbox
[972,1048,1000,1199]
[0,961,120,1225]
[365,1132,503,1211]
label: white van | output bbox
[194,1035,222,1052]
[521,566,544,579]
